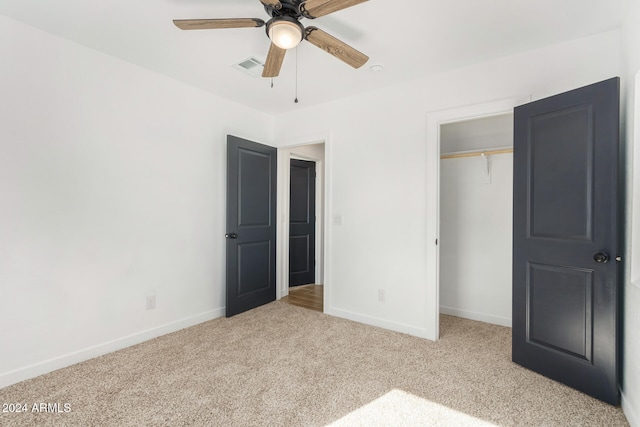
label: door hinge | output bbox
[436,239,438,245]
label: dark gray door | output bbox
[226,135,277,317]
[512,78,620,404]
[289,159,316,287]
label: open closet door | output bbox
[512,78,620,404]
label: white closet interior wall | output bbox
[439,113,514,327]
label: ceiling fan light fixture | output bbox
[268,18,304,50]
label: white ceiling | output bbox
[0,0,629,115]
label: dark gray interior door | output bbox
[226,135,277,317]
[289,159,316,287]
[512,78,620,404]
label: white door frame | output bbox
[276,133,331,312]
[426,97,527,340]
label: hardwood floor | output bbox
[281,284,323,312]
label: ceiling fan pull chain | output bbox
[294,46,299,103]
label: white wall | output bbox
[290,143,326,162]
[440,115,513,153]
[439,153,513,327]
[0,15,272,387]
[622,0,640,424]
[273,30,622,339]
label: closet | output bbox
[439,113,513,327]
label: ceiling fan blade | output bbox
[262,43,287,78]
[305,27,369,69]
[259,0,282,9]
[301,0,368,19]
[173,18,265,30]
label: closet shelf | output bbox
[440,147,513,160]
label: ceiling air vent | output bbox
[232,56,265,78]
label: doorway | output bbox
[426,97,525,340]
[276,141,326,311]
[438,113,513,327]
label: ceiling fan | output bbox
[173,0,370,78]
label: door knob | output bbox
[225,233,238,239]
[593,252,609,263]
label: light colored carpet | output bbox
[0,302,629,426]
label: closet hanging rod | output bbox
[440,147,513,160]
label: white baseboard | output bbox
[326,306,433,340]
[623,390,639,427]
[440,306,512,327]
[0,308,224,390]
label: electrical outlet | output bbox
[378,289,386,302]
[146,295,156,310]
